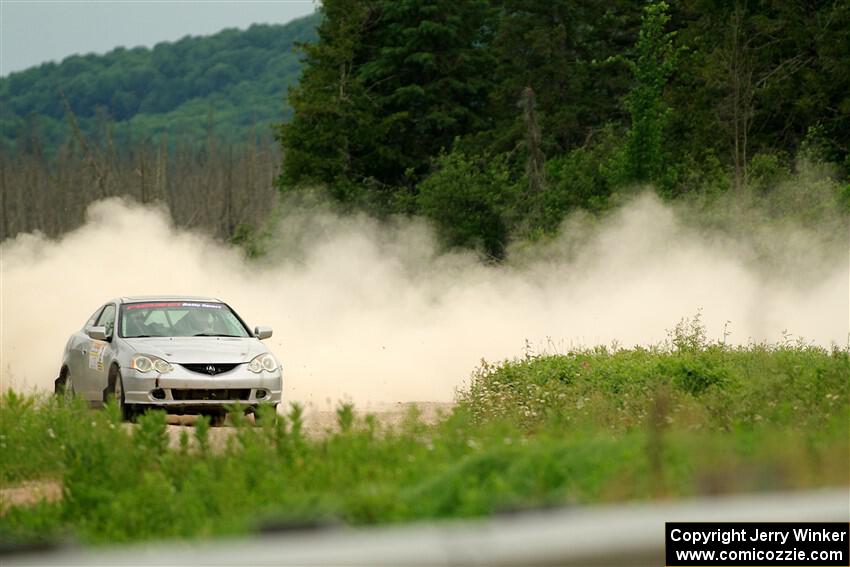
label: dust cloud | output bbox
[1,192,847,405]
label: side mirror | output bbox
[86,326,108,341]
[254,326,273,340]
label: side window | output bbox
[85,306,104,328]
[96,304,117,338]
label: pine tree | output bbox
[488,0,640,155]
[278,0,497,213]
[623,1,678,185]
[277,1,381,206]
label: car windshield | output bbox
[119,302,250,338]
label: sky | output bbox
[0,0,316,77]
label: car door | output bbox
[81,303,117,400]
[66,305,104,399]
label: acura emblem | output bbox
[205,365,217,375]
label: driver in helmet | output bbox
[124,309,151,337]
[183,309,216,336]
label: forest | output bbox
[280,0,850,257]
[2,0,848,252]
[0,13,318,153]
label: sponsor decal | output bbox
[127,302,182,310]
[88,341,107,372]
[181,302,223,309]
[126,302,222,310]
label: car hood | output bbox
[122,337,267,364]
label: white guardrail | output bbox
[5,487,849,566]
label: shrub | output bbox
[417,148,519,259]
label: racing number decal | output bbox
[88,341,107,371]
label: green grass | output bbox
[1,321,847,546]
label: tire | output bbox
[63,375,75,401]
[55,369,74,400]
[208,411,226,427]
[113,372,136,422]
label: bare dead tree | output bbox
[1,126,280,244]
[60,91,110,199]
[519,86,546,197]
[713,0,813,193]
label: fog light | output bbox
[151,388,166,400]
[256,389,268,400]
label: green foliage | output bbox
[336,402,355,433]
[229,223,266,259]
[539,126,625,232]
[278,0,498,210]
[0,14,319,152]
[417,148,519,258]
[275,1,380,207]
[748,152,789,192]
[668,0,850,184]
[838,182,850,215]
[622,1,679,185]
[486,0,640,156]
[1,332,847,544]
[665,354,728,396]
[2,0,849,254]
[459,322,848,436]
[274,0,846,253]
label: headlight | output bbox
[247,353,277,373]
[131,355,173,374]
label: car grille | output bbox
[181,363,239,375]
[171,389,250,401]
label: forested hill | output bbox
[0,12,319,152]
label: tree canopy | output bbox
[279,0,849,254]
[0,13,319,152]
[3,1,847,255]
[278,0,497,213]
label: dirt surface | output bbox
[0,480,63,513]
[161,401,454,451]
[301,401,453,436]
[0,402,454,513]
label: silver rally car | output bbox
[55,296,282,424]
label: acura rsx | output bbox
[54,296,282,425]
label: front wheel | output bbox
[210,412,226,427]
[113,372,136,422]
[55,371,75,401]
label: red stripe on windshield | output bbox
[126,302,183,309]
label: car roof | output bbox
[116,295,223,304]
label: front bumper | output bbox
[121,363,282,409]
